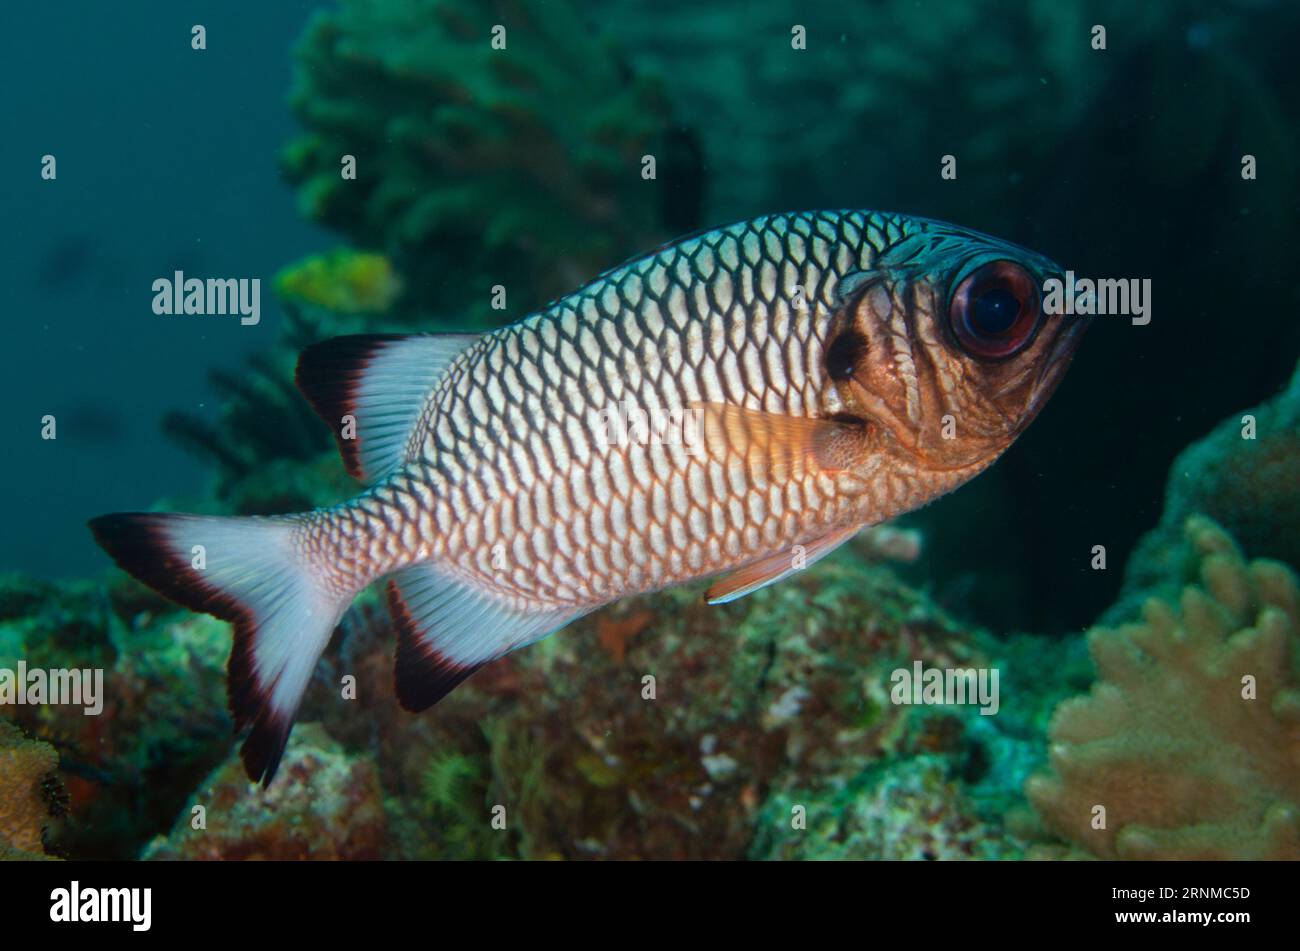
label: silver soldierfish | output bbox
[92,210,1086,783]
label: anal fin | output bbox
[387,564,584,712]
[704,523,861,605]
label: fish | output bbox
[90,210,1088,785]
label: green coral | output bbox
[413,748,509,860]
[282,0,696,327]
[275,249,403,316]
[752,755,1026,861]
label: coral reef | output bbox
[300,547,1065,860]
[1026,516,1300,860]
[160,350,336,507]
[584,0,1172,219]
[753,755,1022,861]
[142,723,386,861]
[275,249,403,317]
[0,574,233,859]
[1107,361,1300,623]
[0,718,61,860]
[282,0,698,327]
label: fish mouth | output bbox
[1017,315,1089,434]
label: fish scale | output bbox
[92,208,1083,785]
[304,211,916,608]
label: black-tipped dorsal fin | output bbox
[387,564,582,712]
[295,333,480,482]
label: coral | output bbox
[752,755,1024,861]
[275,248,403,316]
[142,723,386,860]
[299,547,1050,859]
[160,349,335,503]
[0,718,61,860]
[583,0,1173,219]
[0,576,233,860]
[1108,361,1300,623]
[415,750,508,860]
[1026,516,1300,860]
[282,0,698,327]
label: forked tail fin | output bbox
[89,512,352,786]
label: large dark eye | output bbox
[949,260,1041,359]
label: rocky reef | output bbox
[6,490,1294,861]
[275,525,1083,861]
[0,573,232,860]
[143,724,386,861]
[8,522,1083,860]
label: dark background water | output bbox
[1,2,328,577]
[2,0,1297,638]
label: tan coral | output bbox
[0,718,60,859]
[1026,515,1300,859]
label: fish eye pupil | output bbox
[949,260,1042,359]
[826,330,867,381]
[972,287,1021,336]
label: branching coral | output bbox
[1026,516,1300,859]
[283,0,697,326]
[0,718,61,860]
[160,350,331,499]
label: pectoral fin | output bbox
[690,402,870,480]
[704,523,861,605]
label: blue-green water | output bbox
[1,0,1297,863]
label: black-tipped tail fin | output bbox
[90,512,350,786]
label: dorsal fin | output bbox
[295,333,480,482]
[387,564,583,712]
